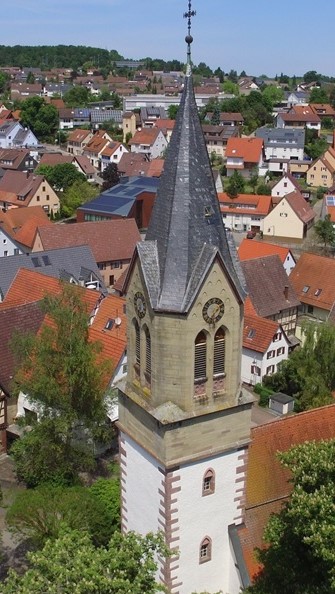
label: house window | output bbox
[36,196,40,201]
[267,350,275,359]
[307,305,314,315]
[42,186,46,192]
[3,250,8,256]
[14,248,19,255]
[277,347,285,356]
[46,195,49,200]
[213,327,225,377]
[202,469,215,496]
[194,331,207,382]
[144,326,151,378]
[3,239,6,244]
[273,332,282,341]
[266,365,275,375]
[251,364,261,376]
[199,537,212,564]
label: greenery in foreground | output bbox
[10,284,113,488]
[263,321,335,411]
[246,439,335,594]
[1,529,166,594]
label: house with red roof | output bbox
[0,205,52,255]
[83,130,113,169]
[67,129,94,156]
[290,252,335,325]
[271,171,303,199]
[218,192,272,234]
[238,239,296,275]
[263,190,315,239]
[306,146,335,188]
[0,170,60,215]
[226,137,264,178]
[100,141,128,172]
[129,127,168,160]
[234,404,335,587]
[276,107,321,135]
[32,218,141,289]
[242,313,290,385]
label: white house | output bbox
[256,127,305,162]
[128,127,168,160]
[0,227,22,258]
[100,141,128,172]
[0,121,38,149]
[242,314,290,386]
[271,172,302,198]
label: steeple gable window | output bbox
[213,327,225,377]
[144,325,151,380]
[194,331,207,382]
[134,319,140,375]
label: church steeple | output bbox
[140,9,246,313]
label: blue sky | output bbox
[2,0,335,77]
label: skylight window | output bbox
[31,257,41,268]
[314,288,322,297]
[247,328,255,339]
[104,319,114,331]
[302,285,310,293]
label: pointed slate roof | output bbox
[140,72,246,312]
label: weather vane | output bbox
[183,0,196,67]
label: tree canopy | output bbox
[35,162,85,192]
[102,163,121,192]
[263,321,335,411]
[314,214,335,250]
[19,96,58,141]
[1,529,166,594]
[11,284,113,487]
[246,439,335,594]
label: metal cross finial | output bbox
[183,0,196,68]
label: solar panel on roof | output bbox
[326,196,335,206]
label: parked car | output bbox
[246,231,256,239]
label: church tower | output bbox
[118,6,252,593]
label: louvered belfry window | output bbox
[213,327,225,376]
[135,320,140,366]
[194,331,207,381]
[145,326,151,376]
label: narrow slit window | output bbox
[213,327,225,377]
[194,331,207,381]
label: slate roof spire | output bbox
[137,4,246,313]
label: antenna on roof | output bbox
[183,0,196,74]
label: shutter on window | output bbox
[214,333,225,376]
[135,325,140,365]
[195,338,206,380]
[145,330,151,376]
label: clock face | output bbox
[202,298,225,324]
[134,291,146,319]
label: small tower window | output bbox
[199,537,212,564]
[213,327,225,377]
[194,331,207,382]
[202,469,215,496]
[144,326,151,377]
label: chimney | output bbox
[284,285,289,300]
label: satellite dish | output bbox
[115,317,122,327]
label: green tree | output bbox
[6,482,120,548]
[102,163,120,191]
[26,71,35,84]
[222,80,239,95]
[303,70,319,83]
[249,168,259,194]
[314,214,335,250]
[2,529,166,594]
[246,439,335,594]
[35,162,85,192]
[0,71,10,94]
[168,104,179,120]
[211,103,221,125]
[262,85,284,106]
[256,181,271,195]
[61,179,99,217]
[20,96,58,141]
[63,85,90,107]
[263,321,335,411]
[305,132,328,160]
[11,284,113,487]
[226,171,245,197]
[309,87,329,104]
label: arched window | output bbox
[144,326,151,377]
[194,331,207,382]
[213,327,225,377]
[134,319,140,368]
[202,469,215,496]
[199,536,212,564]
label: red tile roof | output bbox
[226,137,263,163]
[290,252,335,311]
[218,193,272,217]
[239,404,335,580]
[284,190,315,224]
[36,218,141,263]
[243,314,280,353]
[0,205,52,248]
[129,127,161,146]
[67,129,92,143]
[0,170,46,206]
[39,153,73,167]
[238,239,295,265]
